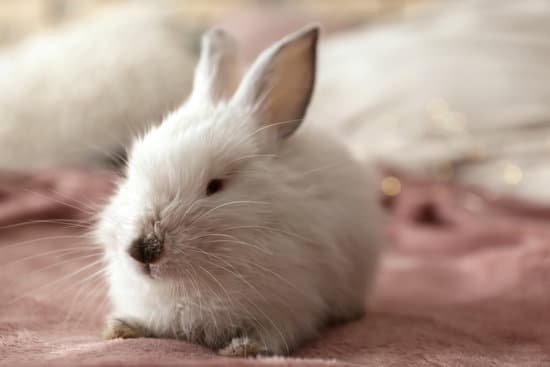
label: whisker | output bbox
[178,197,203,227]
[69,271,107,322]
[8,257,105,304]
[184,232,272,256]
[0,218,94,231]
[44,186,104,214]
[177,265,204,319]
[205,251,315,302]
[187,264,219,332]
[223,225,312,243]
[85,142,129,167]
[64,270,106,325]
[204,238,273,256]
[185,248,268,303]
[22,189,95,215]
[237,118,303,147]
[0,233,92,251]
[1,246,101,268]
[73,277,108,329]
[188,200,269,227]
[89,288,111,327]
[196,264,237,327]
[241,296,291,355]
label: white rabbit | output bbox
[0,4,195,170]
[97,25,382,357]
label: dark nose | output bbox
[128,234,163,264]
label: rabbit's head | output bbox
[96,26,319,282]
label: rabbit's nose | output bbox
[128,234,163,264]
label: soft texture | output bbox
[0,3,355,173]
[310,0,550,203]
[1,169,550,366]
[0,4,196,170]
[3,0,550,204]
[97,25,381,356]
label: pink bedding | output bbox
[1,169,549,366]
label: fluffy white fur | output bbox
[0,4,195,170]
[96,26,381,356]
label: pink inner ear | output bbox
[231,26,319,140]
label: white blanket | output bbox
[310,0,550,202]
[0,4,195,170]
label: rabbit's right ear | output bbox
[189,29,242,104]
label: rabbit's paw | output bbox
[218,336,272,357]
[103,317,148,340]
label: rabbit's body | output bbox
[104,123,381,354]
[98,26,381,356]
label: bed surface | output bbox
[1,169,549,366]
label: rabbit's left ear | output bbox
[232,25,319,139]
[189,28,242,104]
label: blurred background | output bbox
[0,0,435,45]
[4,4,550,366]
[1,0,550,203]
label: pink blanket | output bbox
[1,169,549,366]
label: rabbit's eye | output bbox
[206,179,224,196]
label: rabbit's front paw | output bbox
[218,336,272,357]
[103,317,148,340]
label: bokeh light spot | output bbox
[381,176,402,196]
[503,163,523,185]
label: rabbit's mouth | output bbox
[130,261,152,278]
[133,260,175,281]
[142,263,152,276]
[142,263,165,279]
[129,260,160,280]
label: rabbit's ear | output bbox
[189,28,242,104]
[232,25,319,139]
